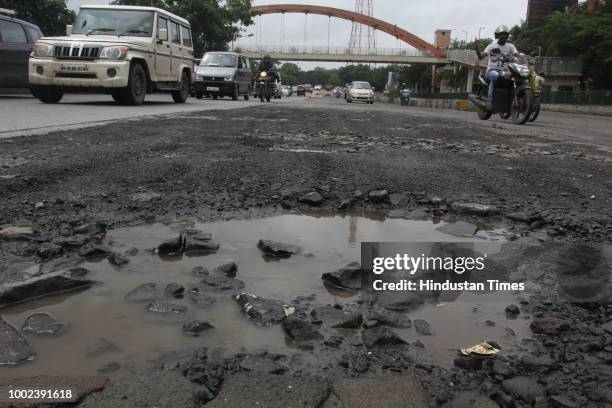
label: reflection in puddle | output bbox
[0,212,527,379]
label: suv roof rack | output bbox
[0,8,17,16]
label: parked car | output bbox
[304,83,313,93]
[29,5,194,105]
[346,81,374,104]
[296,85,305,96]
[0,9,43,89]
[193,51,251,100]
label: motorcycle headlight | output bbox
[31,43,54,58]
[224,75,234,81]
[100,46,128,60]
[260,71,267,78]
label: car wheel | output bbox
[196,92,203,100]
[232,85,239,101]
[172,71,189,104]
[32,86,63,104]
[244,86,250,101]
[118,63,146,106]
[212,94,218,100]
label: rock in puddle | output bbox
[0,267,96,308]
[79,243,112,258]
[146,302,188,315]
[321,262,362,292]
[436,221,478,238]
[187,286,216,307]
[124,282,158,302]
[74,222,107,237]
[362,327,407,348]
[257,239,303,258]
[183,320,214,337]
[414,319,433,335]
[368,189,389,203]
[283,316,324,342]
[164,283,185,299]
[375,291,424,312]
[451,202,500,216]
[157,230,219,255]
[299,191,324,206]
[200,275,245,292]
[108,251,130,267]
[212,261,238,277]
[311,305,362,329]
[235,293,287,327]
[367,305,411,328]
[0,320,34,365]
[21,313,65,335]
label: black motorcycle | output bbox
[469,55,534,125]
[253,69,277,103]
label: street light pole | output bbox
[462,30,468,45]
[478,26,486,40]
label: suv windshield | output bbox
[201,53,237,68]
[352,82,371,89]
[72,9,154,36]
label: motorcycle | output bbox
[469,54,534,125]
[253,69,278,102]
[400,89,411,106]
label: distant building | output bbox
[434,29,452,51]
[526,0,578,28]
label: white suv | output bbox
[29,5,194,105]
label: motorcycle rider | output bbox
[475,26,521,111]
[400,83,411,104]
[256,54,278,80]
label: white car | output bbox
[29,5,194,105]
[346,81,374,104]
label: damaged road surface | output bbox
[1,99,611,407]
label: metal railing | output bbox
[233,44,435,57]
[447,49,583,76]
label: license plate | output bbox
[59,64,89,72]
[206,87,219,92]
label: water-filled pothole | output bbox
[0,211,530,379]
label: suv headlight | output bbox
[100,46,128,60]
[31,43,54,58]
[224,75,234,81]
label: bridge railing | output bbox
[447,49,583,76]
[233,44,434,57]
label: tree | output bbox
[511,7,612,88]
[279,63,300,85]
[0,0,75,36]
[112,0,253,57]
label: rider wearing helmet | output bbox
[476,26,521,111]
[257,54,277,79]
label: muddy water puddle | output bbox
[1,212,530,379]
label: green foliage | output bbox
[511,7,612,88]
[111,0,253,57]
[451,38,492,51]
[279,62,300,85]
[0,0,75,36]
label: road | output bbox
[1,93,611,151]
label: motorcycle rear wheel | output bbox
[511,89,534,125]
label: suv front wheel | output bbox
[32,86,63,104]
[117,63,146,106]
[172,71,189,103]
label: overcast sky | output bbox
[67,0,529,68]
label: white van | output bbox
[29,5,194,105]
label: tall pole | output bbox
[327,16,331,53]
[478,26,486,40]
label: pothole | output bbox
[0,212,530,379]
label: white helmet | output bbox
[495,25,510,38]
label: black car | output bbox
[0,9,43,89]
